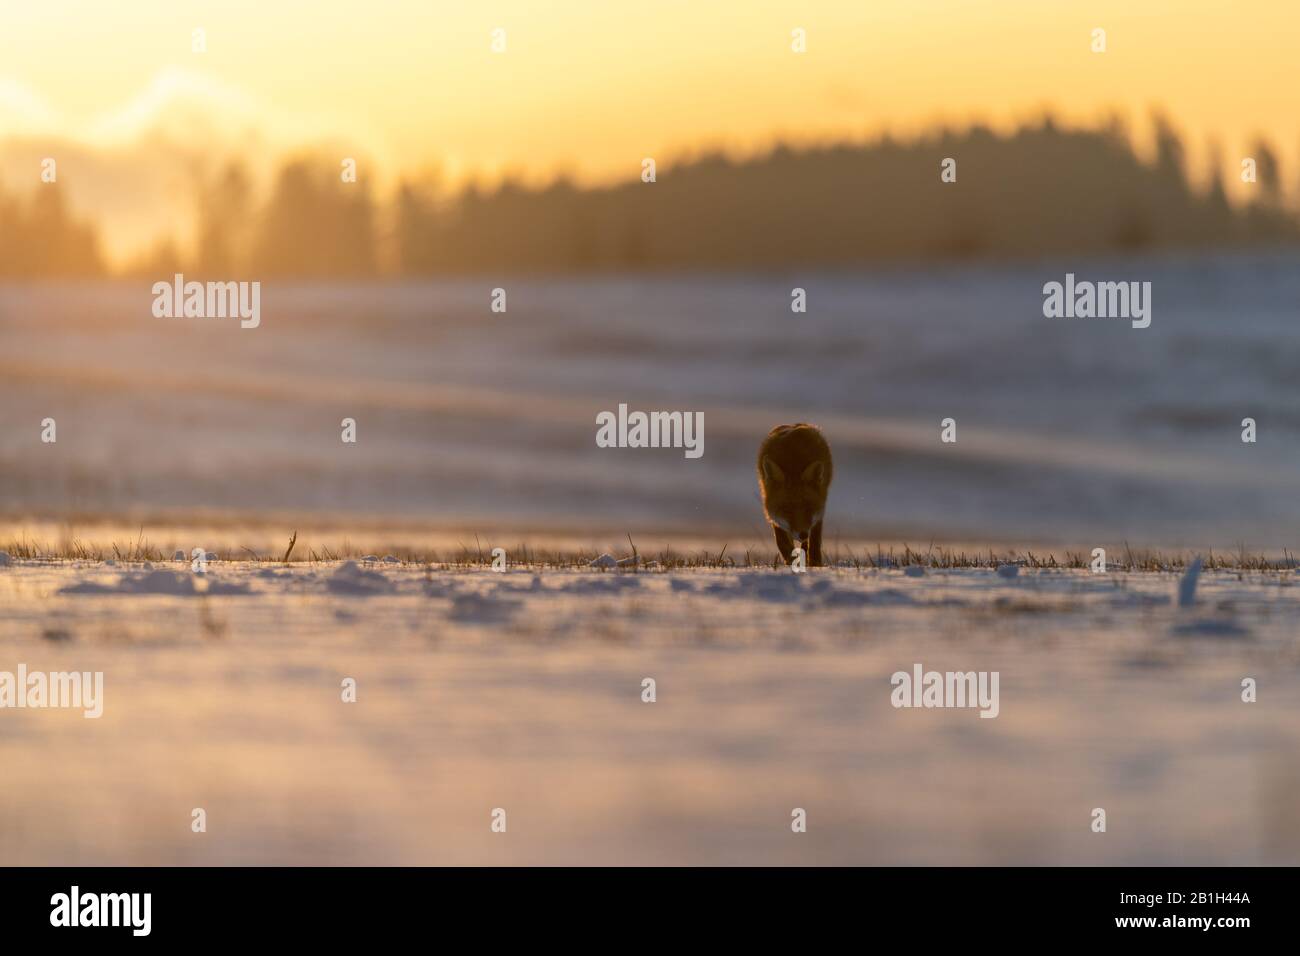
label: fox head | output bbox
[759,456,828,543]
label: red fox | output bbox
[757,424,833,566]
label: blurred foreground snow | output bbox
[1,561,1297,865]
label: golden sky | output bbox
[3,0,1298,258]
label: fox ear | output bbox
[800,461,825,485]
[760,456,785,485]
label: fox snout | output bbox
[770,512,819,544]
[769,510,821,549]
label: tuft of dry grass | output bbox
[5,526,168,563]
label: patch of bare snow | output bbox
[325,560,394,596]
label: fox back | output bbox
[756,423,833,541]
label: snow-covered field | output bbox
[6,256,1300,546]
[2,556,1297,865]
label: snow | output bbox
[8,263,1300,547]
[325,560,394,596]
[1,559,1296,864]
[58,568,252,596]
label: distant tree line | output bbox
[2,115,1298,279]
[0,183,105,277]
